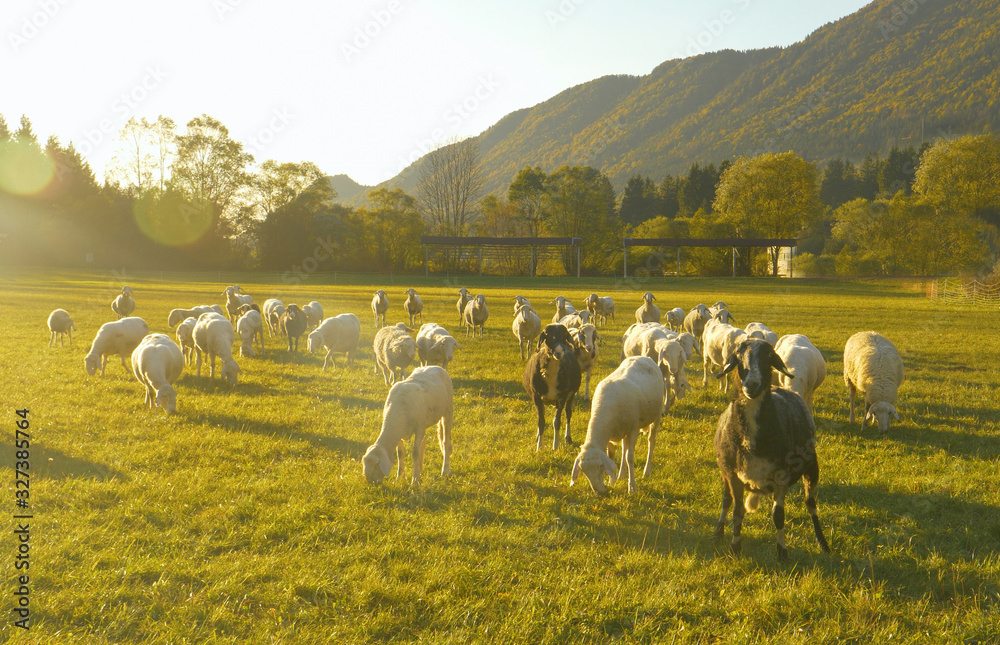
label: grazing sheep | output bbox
[457,288,471,326]
[585,293,615,326]
[665,307,685,331]
[193,312,240,386]
[843,331,904,434]
[549,296,576,322]
[308,313,361,370]
[223,285,253,323]
[570,356,665,495]
[236,303,261,318]
[372,289,389,328]
[167,305,225,328]
[675,331,700,360]
[745,322,778,346]
[84,317,150,376]
[111,286,135,319]
[621,322,689,410]
[47,309,76,347]
[682,304,712,347]
[236,309,265,358]
[362,366,453,486]
[512,304,542,360]
[416,323,461,369]
[130,333,183,414]
[571,323,601,402]
[714,339,831,561]
[302,301,324,329]
[463,294,489,338]
[262,299,284,337]
[373,322,417,385]
[773,334,826,414]
[523,324,582,451]
[513,294,531,315]
[635,292,661,324]
[702,312,746,392]
[401,288,424,327]
[176,317,198,365]
[279,304,308,352]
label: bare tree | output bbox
[416,138,484,236]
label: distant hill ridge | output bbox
[333,0,1000,204]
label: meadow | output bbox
[1,269,998,644]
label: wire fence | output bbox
[928,277,1000,309]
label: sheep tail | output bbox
[744,492,762,513]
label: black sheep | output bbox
[523,324,582,451]
[279,304,308,352]
[713,339,831,561]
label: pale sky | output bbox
[2,0,872,187]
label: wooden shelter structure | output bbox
[420,236,582,277]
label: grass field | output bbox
[1,269,998,644]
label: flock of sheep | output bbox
[46,283,906,559]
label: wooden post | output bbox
[732,247,736,278]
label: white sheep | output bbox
[262,299,284,337]
[549,295,576,322]
[236,309,265,358]
[47,309,76,347]
[167,305,225,328]
[556,313,586,330]
[175,317,197,365]
[709,301,729,315]
[308,313,361,370]
[130,333,183,414]
[702,313,746,392]
[111,286,135,319]
[403,288,423,327]
[773,334,826,414]
[621,322,689,410]
[223,286,253,323]
[634,292,661,324]
[512,304,542,360]
[513,294,531,314]
[843,331,904,433]
[372,289,389,328]
[585,293,615,326]
[302,301,324,329]
[416,323,461,369]
[682,304,712,346]
[362,365,453,486]
[464,294,489,338]
[84,317,150,376]
[665,307,685,331]
[193,312,240,386]
[457,288,471,326]
[373,322,416,385]
[745,322,778,346]
[570,323,601,402]
[570,356,665,495]
[674,331,700,360]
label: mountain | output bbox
[341,0,1000,203]
[326,174,370,203]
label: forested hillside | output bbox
[358,0,1000,200]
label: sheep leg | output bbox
[583,369,591,402]
[534,396,547,452]
[210,355,217,379]
[714,478,732,540]
[100,355,108,376]
[395,440,405,481]
[625,430,638,493]
[563,391,577,446]
[552,403,563,451]
[411,427,426,486]
[322,350,332,371]
[803,465,830,553]
[49,332,54,347]
[196,349,203,377]
[617,438,628,482]
[144,383,154,408]
[642,418,660,478]
[438,415,452,477]
[703,355,710,387]
[772,488,788,562]
[730,477,746,555]
[848,383,856,424]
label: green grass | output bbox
[2,270,998,644]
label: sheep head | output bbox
[713,309,735,324]
[362,444,392,484]
[864,401,900,434]
[156,384,177,414]
[221,360,240,387]
[571,447,618,496]
[307,329,324,353]
[537,324,575,360]
[84,353,101,376]
[718,340,793,400]
[431,337,460,363]
[642,292,655,304]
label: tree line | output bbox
[1,112,997,277]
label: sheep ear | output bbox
[570,457,581,485]
[378,450,392,477]
[602,452,618,481]
[452,340,461,351]
[890,405,900,421]
[717,354,739,379]
[770,352,794,379]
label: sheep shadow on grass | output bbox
[17,444,128,482]
[184,411,368,459]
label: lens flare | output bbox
[0,139,56,195]
[132,194,214,246]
